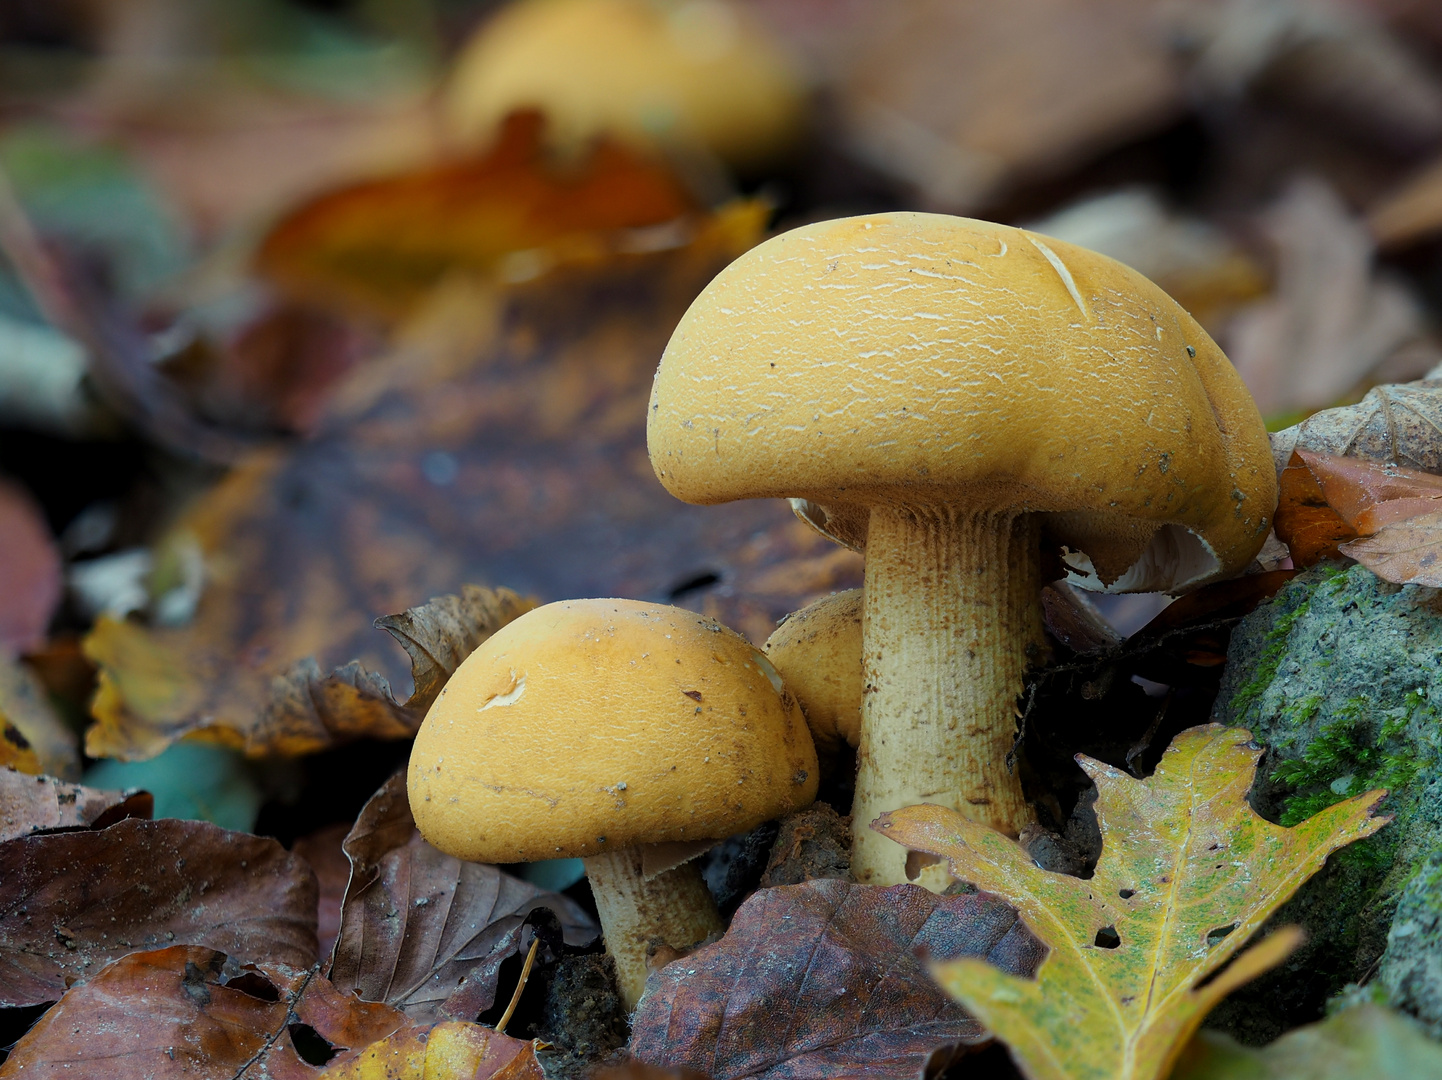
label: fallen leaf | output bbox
[0,769,151,844]
[330,772,597,1022]
[628,878,1047,1079]
[1288,448,1442,532]
[295,823,353,969]
[1338,509,1442,586]
[316,1021,544,1080]
[1273,454,1359,565]
[1224,177,1423,417]
[256,110,700,322]
[835,0,1183,208]
[1173,1002,1442,1079]
[374,586,535,716]
[80,209,858,761]
[0,658,79,779]
[876,724,1389,1080]
[0,817,318,1007]
[0,945,407,1079]
[1269,365,1442,475]
[0,477,60,656]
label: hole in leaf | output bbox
[667,570,721,601]
[1206,923,1238,946]
[221,972,280,1002]
[288,1023,339,1066]
[1094,926,1121,949]
[904,850,942,881]
[1118,889,1134,899]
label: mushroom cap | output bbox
[444,0,805,170]
[763,589,863,752]
[408,598,818,863]
[648,212,1278,592]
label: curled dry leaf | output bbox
[628,878,1046,1080]
[0,769,151,843]
[256,110,699,322]
[374,585,535,715]
[80,207,858,762]
[1270,365,1442,475]
[0,657,79,780]
[330,772,597,1022]
[0,817,318,1007]
[1339,509,1442,586]
[0,945,407,1080]
[877,725,1389,1080]
[0,477,61,656]
[316,1021,544,1080]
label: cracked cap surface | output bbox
[647,212,1277,591]
[408,598,818,863]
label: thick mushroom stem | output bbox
[582,847,723,1010]
[850,505,1045,889]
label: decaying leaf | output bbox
[876,725,1389,1080]
[628,878,1047,1080]
[374,585,535,715]
[1173,1002,1442,1079]
[81,211,860,762]
[330,772,597,1021]
[294,823,352,969]
[1339,509,1442,586]
[316,1021,544,1080]
[0,817,318,1006]
[256,110,700,321]
[0,657,78,780]
[0,769,151,843]
[1270,365,1442,475]
[0,477,61,657]
[0,945,407,1079]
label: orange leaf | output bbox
[1274,453,1356,566]
[256,110,701,321]
[1293,448,1442,531]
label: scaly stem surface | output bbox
[582,847,723,1010]
[850,505,1043,888]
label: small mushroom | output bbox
[444,0,805,172]
[407,598,817,1009]
[648,212,1277,888]
[764,589,864,756]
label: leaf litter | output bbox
[876,725,1389,1080]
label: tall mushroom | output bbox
[647,212,1276,888]
[408,598,817,1009]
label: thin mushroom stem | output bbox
[581,847,723,1011]
[850,505,1044,888]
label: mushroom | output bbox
[763,589,864,757]
[647,212,1277,888]
[407,598,817,1009]
[444,0,805,173]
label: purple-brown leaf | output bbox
[629,878,1046,1080]
[330,772,597,1021]
[0,769,152,843]
[0,818,318,1006]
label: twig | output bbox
[494,935,540,1034]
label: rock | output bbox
[1208,562,1442,1041]
[1379,848,1442,1037]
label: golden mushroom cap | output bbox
[444,0,805,170]
[763,589,863,752]
[647,212,1278,592]
[408,598,818,863]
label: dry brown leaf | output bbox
[1339,508,1442,585]
[374,586,535,716]
[1270,365,1442,474]
[1369,152,1442,247]
[316,1020,544,1080]
[1225,176,1423,416]
[0,945,407,1079]
[835,0,1183,208]
[80,212,860,762]
[294,823,353,970]
[0,658,79,779]
[629,878,1046,1079]
[0,477,60,657]
[256,110,701,321]
[0,818,318,1007]
[0,769,151,844]
[330,773,597,1022]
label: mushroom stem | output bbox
[581,847,723,1011]
[850,505,1044,888]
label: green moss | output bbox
[1228,590,1315,723]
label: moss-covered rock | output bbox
[1206,563,1442,1041]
